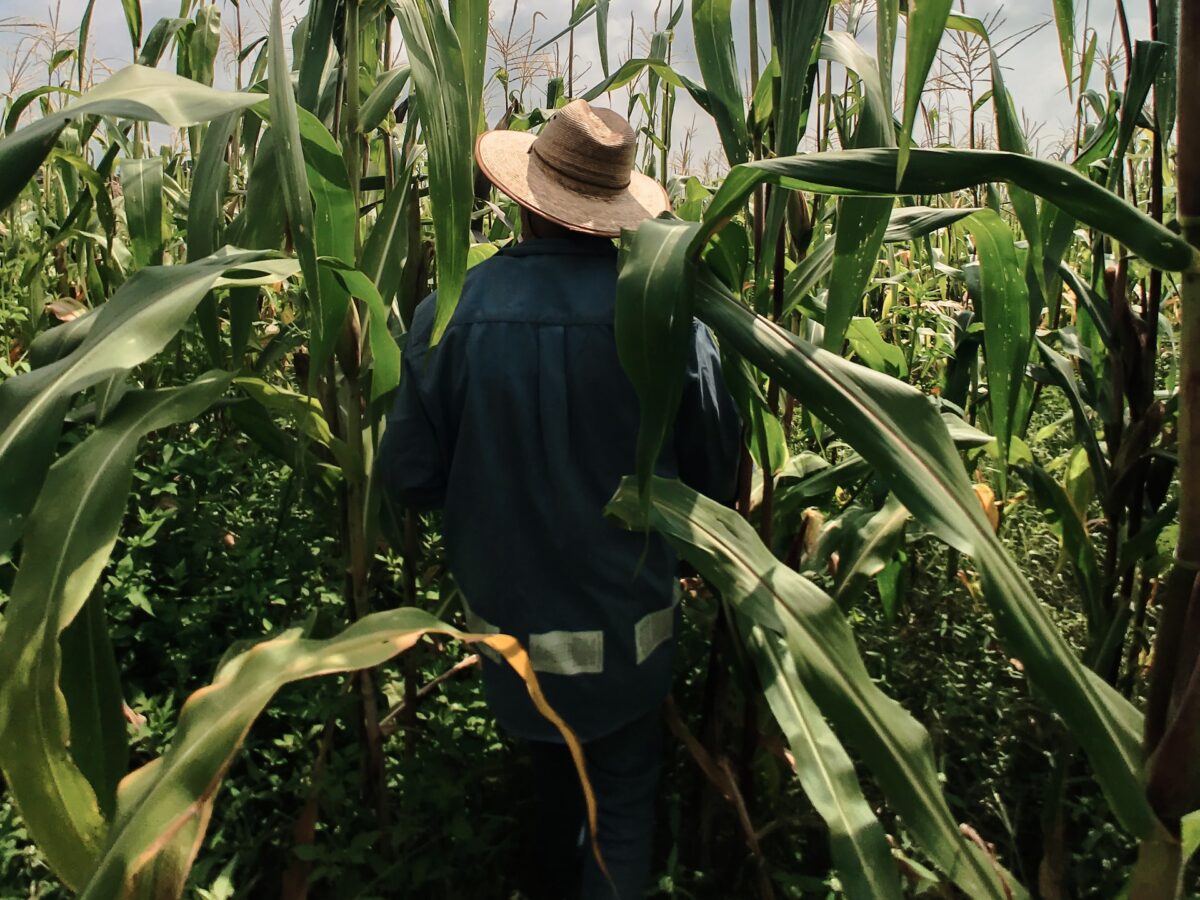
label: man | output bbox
[380,99,741,899]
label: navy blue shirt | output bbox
[379,235,741,741]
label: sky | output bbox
[0,0,1155,167]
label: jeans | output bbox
[520,707,663,900]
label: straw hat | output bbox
[475,99,671,237]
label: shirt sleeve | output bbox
[674,321,742,504]
[378,315,448,511]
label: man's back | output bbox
[381,234,740,741]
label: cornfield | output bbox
[0,0,1197,896]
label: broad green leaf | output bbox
[0,249,295,555]
[745,625,903,900]
[137,17,189,68]
[967,209,1030,497]
[607,478,1016,899]
[768,0,829,156]
[80,609,592,898]
[58,590,126,822]
[987,49,1047,310]
[898,0,953,178]
[450,0,489,130]
[699,150,1198,273]
[0,372,233,891]
[819,33,896,350]
[295,0,338,112]
[0,65,264,213]
[614,217,700,507]
[688,269,1154,836]
[359,66,412,132]
[120,157,164,269]
[833,495,910,606]
[233,376,350,467]
[362,160,418,308]
[184,4,221,88]
[319,259,402,404]
[692,0,749,164]
[846,317,907,376]
[392,0,474,345]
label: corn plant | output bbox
[0,0,1197,896]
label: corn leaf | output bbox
[967,209,1031,497]
[391,0,474,345]
[0,65,264,213]
[745,625,904,900]
[120,157,164,269]
[0,249,296,557]
[614,217,699,507]
[359,65,412,132]
[450,0,489,129]
[689,270,1155,837]
[607,477,1016,899]
[692,0,749,164]
[700,150,1198,273]
[898,0,952,179]
[1051,0,1075,95]
[0,372,234,891]
[820,33,895,350]
[79,610,591,898]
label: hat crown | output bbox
[530,100,637,194]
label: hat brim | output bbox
[475,130,671,238]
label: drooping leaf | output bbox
[1111,40,1168,184]
[56,586,126,831]
[833,495,910,606]
[699,149,1197,273]
[1034,336,1110,495]
[688,271,1153,837]
[0,372,233,891]
[614,217,700,507]
[80,610,592,898]
[0,250,296,555]
[0,65,264,213]
[607,478,1015,899]
[744,625,904,900]
[319,258,402,404]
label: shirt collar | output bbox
[500,235,618,258]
